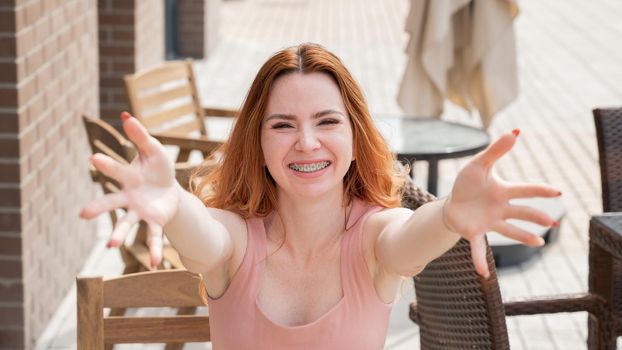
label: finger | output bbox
[506,183,562,199]
[470,235,490,279]
[108,210,140,248]
[90,153,129,184]
[505,205,558,227]
[146,223,163,269]
[80,193,128,219]
[493,221,545,247]
[471,130,518,169]
[121,112,159,157]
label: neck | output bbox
[267,190,351,262]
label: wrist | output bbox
[441,197,459,234]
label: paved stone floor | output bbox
[37,0,622,349]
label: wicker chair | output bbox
[594,107,622,213]
[592,107,622,348]
[400,175,610,349]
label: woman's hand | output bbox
[80,112,181,267]
[444,129,561,278]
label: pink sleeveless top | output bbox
[206,198,393,349]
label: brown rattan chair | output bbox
[592,107,622,348]
[76,270,209,349]
[594,107,622,213]
[400,175,611,349]
[124,60,236,162]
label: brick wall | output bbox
[0,0,99,348]
[98,0,164,128]
[177,0,220,59]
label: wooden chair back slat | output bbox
[141,103,198,130]
[127,61,190,93]
[104,316,210,344]
[139,84,194,111]
[103,270,204,308]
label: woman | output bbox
[80,43,560,349]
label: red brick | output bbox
[100,45,134,56]
[15,28,34,57]
[99,13,134,25]
[0,36,16,57]
[0,280,23,302]
[25,47,43,77]
[0,163,19,182]
[0,305,24,327]
[0,112,19,133]
[0,257,22,279]
[0,138,18,158]
[111,29,134,41]
[0,62,17,83]
[34,15,50,44]
[0,88,18,108]
[24,1,42,27]
[17,77,36,106]
[0,8,16,33]
[0,187,19,208]
[0,328,24,348]
[18,123,36,152]
[100,76,125,89]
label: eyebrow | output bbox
[265,109,345,122]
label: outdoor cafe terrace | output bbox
[21,0,622,349]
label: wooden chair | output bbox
[124,60,236,162]
[82,115,190,273]
[77,270,210,349]
[401,174,611,349]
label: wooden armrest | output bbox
[203,107,238,117]
[174,162,196,191]
[152,133,222,154]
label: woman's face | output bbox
[261,72,354,201]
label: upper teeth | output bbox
[289,161,330,173]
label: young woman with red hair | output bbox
[81,43,560,349]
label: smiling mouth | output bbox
[288,161,331,173]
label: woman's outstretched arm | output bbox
[375,130,561,278]
[80,112,240,273]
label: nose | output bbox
[295,128,320,152]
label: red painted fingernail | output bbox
[557,191,562,196]
[512,129,520,136]
[120,112,131,121]
[551,221,560,227]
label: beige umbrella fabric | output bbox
[397,0,519,129]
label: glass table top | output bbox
[374,116,490,159]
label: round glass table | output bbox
[374,116,491,195]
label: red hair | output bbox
[191,43,404,217]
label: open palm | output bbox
[444,130,561,278]
[80,112,181,267]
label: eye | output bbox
[272,122,293,129]
[319,118,340,126]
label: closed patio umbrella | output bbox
[397,0,519,129]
